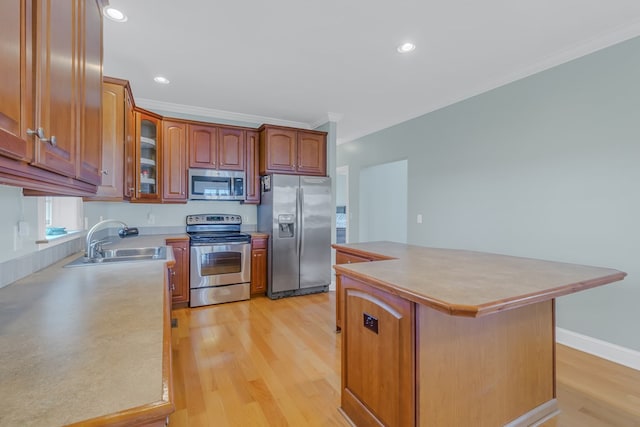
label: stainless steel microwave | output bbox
[188,169,245,201]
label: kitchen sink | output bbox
[64,246,168,267]
[102,247,166,258]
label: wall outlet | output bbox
[147,213,155,225]
[417,214,423,224]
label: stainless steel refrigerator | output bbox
[257,174,331,299]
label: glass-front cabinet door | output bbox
[134,111,161,201]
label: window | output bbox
[38,197,84,242]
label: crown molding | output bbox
[310,112,344,129]
[135,98,312,129]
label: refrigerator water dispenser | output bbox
[278,214,295,238]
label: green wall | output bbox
[338,36,640,351]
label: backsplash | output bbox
[0,236,84,289]
[0,147,259,290]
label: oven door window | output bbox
[200,251,241,276]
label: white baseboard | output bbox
[556,327,640,371]
[329,280,336,291]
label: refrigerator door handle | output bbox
[296,187,301,257]
[299,187,304,259]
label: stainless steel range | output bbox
[186,214,251,307]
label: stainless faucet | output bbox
[85,219,129,260]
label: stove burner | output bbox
[186,214,251,245]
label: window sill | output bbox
[37,230,85,249]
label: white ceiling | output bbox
[102,0,640,144]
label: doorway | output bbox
[359,159,407,243]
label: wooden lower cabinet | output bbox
[417,301,555,426]
[340,275,415,427]
[339,272,556,427]
[251,235,268,295]
[334,249,389,331]
[166,237,189,307]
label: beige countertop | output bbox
[0,234,181,426]
[333,242,626,317]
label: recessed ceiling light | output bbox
[103,6,128,22]
[397,42,416,54]
[154,76,170,84]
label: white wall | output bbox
[336,172,347,207]
[359,160,407,243]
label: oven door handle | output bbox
[191,241,250,247]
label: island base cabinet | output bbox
[339,273,558,427]
[417,300,557,427]
[340,275,415,427]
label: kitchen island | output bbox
[0,235,178,426]
[332,242,626,427]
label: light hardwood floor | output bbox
[169,292,640,426]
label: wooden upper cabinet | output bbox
[218,127,245,170]
[76,0,102,185]
[87,80,124,200]
[162,120,188,202]
[244,130,260,204]
[297,131,326,176]
[188,124,217,168]
[123,88,136,199]
[0,0,102,196]
[134,110,162,202]
[0,0,33,162]
[32,0,79,178]
[189,124,245,171]
[259,125,327,176]
[259,127,297,173]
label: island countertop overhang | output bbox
[332,242,627,317]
